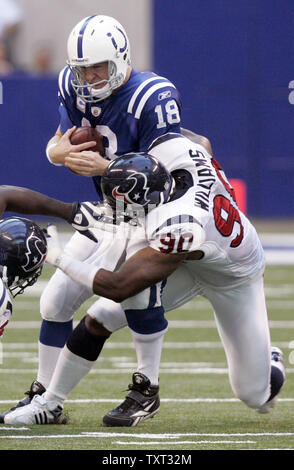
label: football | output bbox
[70,126,105,156]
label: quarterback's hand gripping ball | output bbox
[70,126,105,156]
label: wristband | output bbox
[46,143,62,166]
[56,253,98,292]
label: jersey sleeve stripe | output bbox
[152,215,203,236]
[127,76,167,114]
[64,68,71,96]
[58,67,67,100]
[134,82,176,119]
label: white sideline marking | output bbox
[1,340,293,350]
[6,319,294,329]
[0,427,29,430]
[0,367,231,374]
[2,368,294,375]
[0,397,293,405]
[1,432,294,440]
[114,440,256,445]
[82,432,294,437]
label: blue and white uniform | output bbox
[58,67,182,199]
[40,66,182,360]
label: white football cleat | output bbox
[258,346,286,414]
[4,394,63,425]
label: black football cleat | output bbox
[258,346,286,413]
[103,372,160,427]
[0,380,46,423]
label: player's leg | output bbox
[38,268,94,388]
[0,229,122,422]
[38,231,102,386]
[102,282,167,427]
[0,232,97,423]
[4,297,127,425]
[3,230,130,425]
[204,274,285,411]
[38,227,125,386]
[43,296,127,403]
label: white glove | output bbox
[45,225,62,266]
[69,202,119,242]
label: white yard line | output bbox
[0,397,293,405]
[1,431,294,440]
[5,319,294,330]
[1,368,294,375]
[114,440,256,445]
[1,341,293,350]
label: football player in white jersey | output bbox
[8,14,186,418]
[4,135,285,426]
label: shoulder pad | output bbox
[148,213,206,254]
[127,74,179,119]
[58,66,74,101]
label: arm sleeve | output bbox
[57,66,81,133]
[58,103,74,134]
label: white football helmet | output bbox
[67,15,131,103]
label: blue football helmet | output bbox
[0,217,47,297]
[101,153,173,213]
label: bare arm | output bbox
[0,185,73,221]
[92,246,188,302]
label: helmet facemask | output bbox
[1,265,43,298]
[0,217,47,298]
[69,60,124,103]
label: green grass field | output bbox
[0,258,294,452]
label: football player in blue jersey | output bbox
[0,14,186,422]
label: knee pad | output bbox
[125,306,168,335]
[66,316,108,361]
[40,269,92,322]
[87,297,127,332]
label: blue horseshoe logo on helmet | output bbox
[107,26,127,53]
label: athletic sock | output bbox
[44,345,95,406]
[37,319,73,388]
[37,342,62,389]
[131,328,167,386]
[44,316,108,405]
